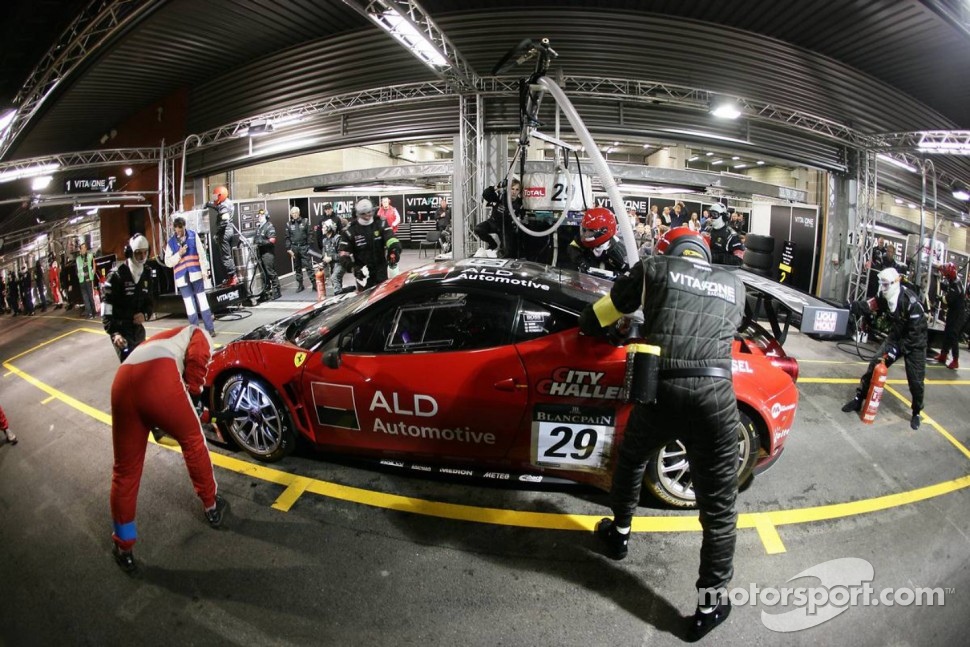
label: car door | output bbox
[300,288,527,460]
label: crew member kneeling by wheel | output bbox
[109,325,227,574]
[579,228,744,641]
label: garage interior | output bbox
[2,2,970,645]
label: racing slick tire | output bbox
[743,233,775,254]
[643,409,760,509]
[217,373,296,462]
[742,249,774,270]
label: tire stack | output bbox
[742,234,775,278]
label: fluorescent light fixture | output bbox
[894,198,904,204]
[687,156,699,162]
[369,8,448,69]
[0,162,61,184]
[255,136,320,156]
[620,184,696,194]
[908,203,917,209]
[710,98,741,119]
[705,152,714,156]
[953,189,970,201]
[711,159,724,165]
[733,164,747,169]
[731,156,740,160]
[327,184,423,192]
[31,175,53,190]
[664,128,751,145]
[0,109,15,133]
[876,153,917,173]
[756,160,764,165]
[955,222,962,228]
[73,203,119,210]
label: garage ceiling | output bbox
[2,0,970,241]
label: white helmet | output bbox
[355,198,375,225]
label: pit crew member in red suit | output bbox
[109,325,227,573]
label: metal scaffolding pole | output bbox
[846,150,877,304]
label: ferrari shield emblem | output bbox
[294,352,307,368]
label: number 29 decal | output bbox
[531,405,615,472]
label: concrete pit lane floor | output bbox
[1,256,968,646]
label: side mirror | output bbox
[323,347,341,369]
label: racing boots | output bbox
[911,412,922,430]
[295,283,305,293]
[934,351,948,364]
[595,518,629,560]
[687,598,732,642]
[205,495,229,528]
[841,394,862,413]
[1,428,16,445]
[947,359,959,370]
[112,545,136,574]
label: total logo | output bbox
[771,402,797,419]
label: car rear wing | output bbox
[728,268,851,345]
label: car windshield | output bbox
[292,288,388,349]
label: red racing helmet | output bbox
[579,207,617,248]
[655,227,711,262]
[212,185,229,204]
[940,262,958,282]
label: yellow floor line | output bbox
[750,514,786,554]
[884,384,970,460]
[4,329,970,556]
[41,395,55,404]
[799,376,970,385]
[272,476,313,511]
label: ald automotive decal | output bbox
[452,265,551,291]
[369,390,496,445]
[536,368,623,399]
[532,404,615,472]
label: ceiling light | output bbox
[255,136,320,156]
[711,159,724,165]
[908,203,917,209]
[705,152,714,156]
[323,184,424,192]
[731,156,740,160]
[954,222,962,228]
[0,109,15,135]
[953,189,970,201]
[894,198,904,204]
[733,164,747,169]
[663,128,751,145]
[876,153,917,173]
[124,167,133,177]
[710,98,741,119]
[756,160,764,165]
[0,162,61,184]
[368,8,448,69]
[620,183,696,194]
[687,156,699,162]
[31,175,53,190]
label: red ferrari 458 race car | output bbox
[203,258,840,507]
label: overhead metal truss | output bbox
[0,148,160,177]
[0,0,159,162]
[846,150,878,304]
[341,0,479,92]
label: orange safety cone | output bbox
[860,358,889,424]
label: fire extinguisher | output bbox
[860,357,889,424]
[315,265,327,302]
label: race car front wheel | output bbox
[643,410,760,509]
[217,373,296,462]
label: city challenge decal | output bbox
[536,367,623,399]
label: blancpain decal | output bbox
[536,368,622,400]
[669,271,737,304]
[771,402,797,419]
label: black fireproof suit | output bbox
[579,254,745,596]
[337,217,402,290]
[940,278,967,363]
[851,284,927,414]
[102,260,155,363]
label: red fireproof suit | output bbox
[109,325,217,551]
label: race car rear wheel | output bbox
[643,410,760,509]
[217,373,296,462]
